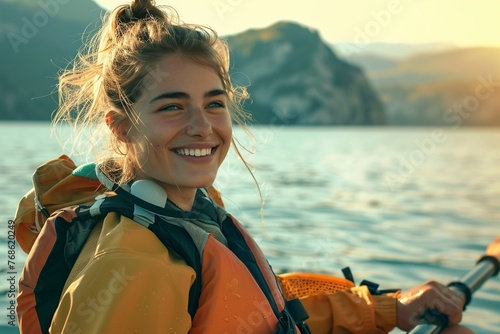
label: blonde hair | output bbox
[53,0,254,186]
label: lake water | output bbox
[0,122,499,333]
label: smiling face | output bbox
[124,53,232,209]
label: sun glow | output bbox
[94,0,500,47]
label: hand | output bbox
[485,236,500,263]
[396,280,465,331]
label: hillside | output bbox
[0,0,104,120]
[369,47,500,84]
[3,0,496,126]
[332,42,456,59]
[0,1,385,125]
[226,22,386,125]
[346,47,500,126]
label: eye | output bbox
[158,104,181,112]
[207,101,226,108]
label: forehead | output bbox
[140,54,223,96]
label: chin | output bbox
[196,180,215,189]
[184,177,216,190]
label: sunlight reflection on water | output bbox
[0,123,498,333]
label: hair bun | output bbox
[118,6,138,23]
[117,0,161,24]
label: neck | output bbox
[165,187,197,211]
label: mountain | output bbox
[332,42,456,59]
[366,47,500,84]
[1,1,386,125]
[2,0,498,127]
[226,22,385,125]
[342,53,400,73]
[0,0,104,120]
[1,0,101,23]
[347,47,500,126]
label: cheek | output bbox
[130,125,161,148]
[125,129,154,162]
[225,122,233,141]
[219,118,233,160]
[221,113,233,139]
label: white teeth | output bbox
[176,148,212,157]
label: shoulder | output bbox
[60,212,196,308]
[53,219,194,333]
[95,212,194,270]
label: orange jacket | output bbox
[19,212,396,333]
[15,156,397,333]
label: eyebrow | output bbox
[149,89,227,104]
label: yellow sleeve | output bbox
[277,272,397,334]
[50,213,195,334]
[300,286,397,334]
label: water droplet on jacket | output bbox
[224,317,229,322]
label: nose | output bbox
[185,107,212,138]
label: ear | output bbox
[106,111,130,142]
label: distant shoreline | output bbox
[2,120,500,128]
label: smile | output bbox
[175,147,215,157]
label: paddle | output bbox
[407,238,500,334]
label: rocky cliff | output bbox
[0,1,385,125]
[226,22,386,125]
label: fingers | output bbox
[397,280,465,330]
[434,286,463,325]
[420,281,464,325]
[485,237,500,262]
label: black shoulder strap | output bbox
[69,195,308,332]
[148,218,202,318]
[34,208,102,334]
[76,195,203,320]
[220,216,281,316]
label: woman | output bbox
[14,0,487,333]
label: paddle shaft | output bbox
[407,256,499,334]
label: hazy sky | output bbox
[95,0,500,47]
